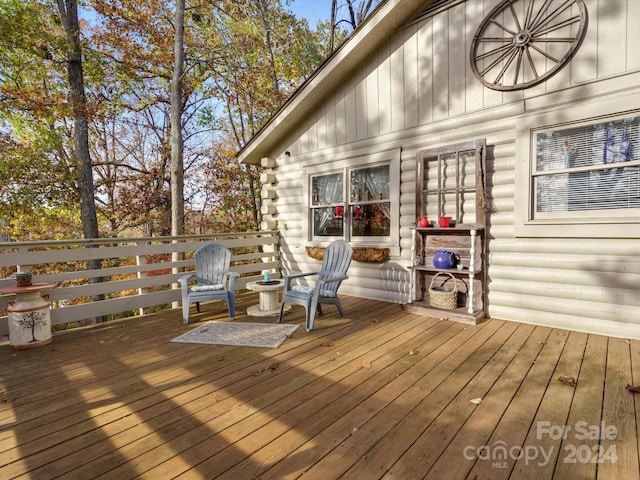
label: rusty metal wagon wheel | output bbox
[470,0,587,91]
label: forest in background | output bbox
[0,0,380,242]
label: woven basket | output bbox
[428,272,458,310]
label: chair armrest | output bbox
[228,271,239,291]
[178,273,198,288]
[283,271,320,290]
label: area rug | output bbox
[170,321,299,349]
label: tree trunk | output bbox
[56,0,105,323]
[171,0,185,238]
[171,0,186,305]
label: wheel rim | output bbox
[470,0,587,91]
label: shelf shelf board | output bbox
[402,301,485,325]
[411,266,482,275]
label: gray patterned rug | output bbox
[170,321,299,349]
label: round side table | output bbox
[245,280,291,317]
[0,282,56,350]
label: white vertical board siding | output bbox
[266,0,640,337]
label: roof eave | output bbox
[237,0,427,165]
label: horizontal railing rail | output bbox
[0,231,280,334]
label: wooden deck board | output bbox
[1,293,639,479]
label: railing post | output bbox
[136,240,149,315]
[172,239,183,309]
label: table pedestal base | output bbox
[247,303,291,317]
[245,279,292,318]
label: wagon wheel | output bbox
[470,0,587,91]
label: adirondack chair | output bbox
[178,243,239,325]
[278,239,353,332]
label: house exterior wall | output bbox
[262,0,640,338]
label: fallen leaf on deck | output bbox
[268,363,279,370]
[213,394,223,402]
[409,349,418,356]
[361,361,372,369]
[625,384,640,393]
[470,397,482,405]
[321,342,335,347]
[557,375,576,386]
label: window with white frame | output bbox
[515,98,640,238]
[311,164,391,240]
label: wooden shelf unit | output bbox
[405,139,487,324]
[406,227,485,324]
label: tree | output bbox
[56,0,100,241]
[0,0,81,240]
[1,0,333,241]
[330,0,381,50]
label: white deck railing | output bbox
[0,231,280,334]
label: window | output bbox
[515,94,640,238]
[416,140,486,227]
[310,164,391,240]
[534,116,640,214]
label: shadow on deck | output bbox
[1,293,639,479]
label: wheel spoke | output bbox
[475,42,513,62]
[524,0,537,31]
[529,42,560,63]
[525,46,539,79]
[513,48,524,85]
[533,15,581,37]
[528,0,556,32]
[492,48,519,85]
[479,45,518,77]
[531,37,577,43]
[508,2,524,33]
[489,17,517,36]
[530,0,574,33]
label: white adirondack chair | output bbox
[178,243,239,325]
[278,240,353,332]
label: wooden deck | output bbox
[1,293,639,479]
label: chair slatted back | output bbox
[318,240,353,295]
[194,243,232,285]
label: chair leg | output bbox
[182,300,190,325]
[227,293,235,321]
[335,299,345,318]
[196,302,201,313]
[277,302,286,324]
[305,306,314,332]
[307,298,319,332]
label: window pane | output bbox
[351,203,391,236]
[534,114,640,213]
[536,117,639,173]
[312,173,343,205]
[536,168,640,212]
[350,165,389,202]
[313,207,344,236]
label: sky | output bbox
[287,0,334,25]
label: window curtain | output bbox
[314,174,343,235]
